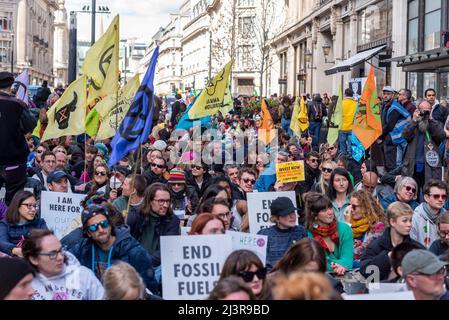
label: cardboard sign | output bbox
[276,161,305,183]
[226,230,267,265]
[343,290,414,300]
[0,187,34,203]
[247,191,298,234]
[40,191,85,239]
[160,235,233,300]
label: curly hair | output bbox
[350,189,387,225]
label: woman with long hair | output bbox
[219,250,272,300]
[84,163,112,197]
[312,160,337,194]
[0,190,48,257]
[327,167,354,222]
[304,192,353,276]
[345,190,386,268]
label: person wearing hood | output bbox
[411,179,448,249]
[22,229,104,300]
[70,205,158,295]
[0,190,48,257]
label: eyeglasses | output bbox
[239,267,267,282]
[216,211,231,220]
[309,158,319,163]
[438,230,449,238]
[412,268,447,280]
[38,247,65,260]
[191,165,204,170]
[154,199,170,205]
[20,203,38,210]
[151,163,166,169]
[322,168,333,173]
[87,220,110,232]
[36,149,45,154]
[327,147,336,152]
[429,194,448,201]
[95,171,107,176]
[404,186,417,194]
[242,178,256,185]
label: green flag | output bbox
[327,85,343,145]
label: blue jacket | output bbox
[255,162,276,192]
[379,193,419,211]
[257,225,307,270]
[69,225,158,294]
[0,218,48,255]
[127,209,180,267]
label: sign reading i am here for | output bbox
[226,230,267,265]
[276,160,305,183]
[40,191,85,239]
[160,234,233,300]
[247,191,298,234]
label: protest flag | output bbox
[14,68,29,105]
[298,96,309,132]
[327,85,343,145]
[41,76,87,141]
[290,96,301,138]
[108,47,159,166]
[259,99,275,145]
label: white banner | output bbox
[40,191,85,239]
[247,191,297,234]
[226,230,267,265]
[160,234,233,300]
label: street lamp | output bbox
[81,1,110,45]
[322,41,335,64]
[305,48,316,69]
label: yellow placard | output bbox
[276,161,305,183]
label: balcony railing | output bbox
[357,36,392,52]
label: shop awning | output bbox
[324,45,386,75]
[383,47,449,72]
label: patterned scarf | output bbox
[350,217,371,239]
[311,219,339,253]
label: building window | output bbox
[238,16,254,37]
[237,45,254,69]
[408,0,419,54]
[0,12,12,31]
[408,72,418,98]
[238,0,254,7]
[424,0,441,51]
[0,40,10,63]
[358,0,392,47]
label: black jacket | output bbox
[143,168,167,186]
[360,228,425,280]
[0,92,36,166]
[185,170,211,198]
[127,209,181,266]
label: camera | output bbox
[420,110,431,118]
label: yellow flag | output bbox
[96,74,140,140]
[83,15,119,106]
[188,60,233,119]
[41,76,87,142]
[219,86,233,116]
[290,97,301,138]
[298,96,309,132]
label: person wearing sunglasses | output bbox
[429,211,449,258]
[84,163,111,197]
[298,151,321,195]
[167,168,199,222]
[70,205,159,295]
[219,250,272,300]
[143,157,168,187]
[312,160,337,194]
[238,167,257,196]
[380,176,419,211]
[0,190,48,257]
[22,229,105,300]
[411,179,448,249]
[402,249,449,300]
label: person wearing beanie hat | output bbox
[94,143,109,158]
[167,168,199,220]
[152,140,167,151]
[0,257,35,300]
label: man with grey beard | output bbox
[402,100,446,188]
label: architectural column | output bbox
[16,0,27,66]
[332,17,344,93]
[391,0,407,90]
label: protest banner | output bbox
[0,187,33,203]
[226,230,267,265]
[276,160,305,183]
[40,191,85,239]
[160,234,233,300]
[247,191,297,234]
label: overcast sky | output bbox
[65,0,184,43]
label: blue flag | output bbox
[176,92,212,130]
[108,47,159,166]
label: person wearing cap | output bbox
[23,229,105,300]
[0,257,35,300]
[70,205,159,295]
[0,190,48,257]
[47,170,72,193]
[303,193,353,275]
[402,249,449,300]
[0,71,37,205]
[167,168,199,221]
[257,196,307,270]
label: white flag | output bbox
[14,69,29,105]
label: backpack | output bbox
[283,106,292,119]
